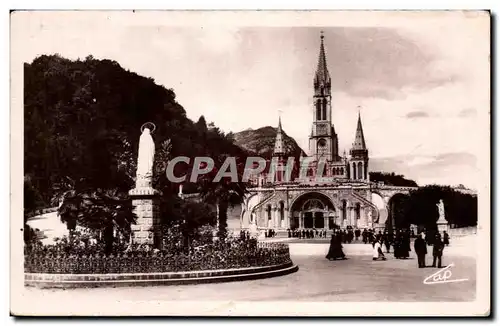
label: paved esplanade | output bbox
[23,240,476,303]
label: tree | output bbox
[199,178,246,239]
[400,185,477,230]
[23,177,45,245]
[196,128,249,238]
[56,188,136,254]
[369,172,418,187]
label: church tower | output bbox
[273,116,285,157]
[309,32,339,162]
[349,112,369,181]
[272,116,286,183]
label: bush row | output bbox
[25,239,291,274]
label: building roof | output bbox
[352,112,367,150]
[314,33,331,87]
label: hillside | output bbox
[24,54,245,209]
[233,126,306,159]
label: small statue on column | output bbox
[436,199,448,232]
[129,123,162,248]
[135,125,155,189]
[436,199,446,221]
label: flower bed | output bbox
[24,240,292,274]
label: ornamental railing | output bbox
[24,242,291,274]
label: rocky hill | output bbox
[233,126,306,159]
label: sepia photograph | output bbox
[10,10,490,316]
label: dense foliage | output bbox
[369,172,418,187]
[24,236,291,274]
[24,54,248,247]
[389,185,477,230]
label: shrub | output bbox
[24,236,291,274]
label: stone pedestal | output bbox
[437,217,449,233]
[129,187,162,249]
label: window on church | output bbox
[280,201,285,220]
[358,162,363,180]
[342,200,347,220]
[352,162,357,180]
[322,99,327,120]
[316,100,321,120]
[340,167,344,175]
[267,205,271,220]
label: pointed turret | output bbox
[349,110,369,181]
[273,116,285,156]
[314,32,331,88]
[352,111,367,150]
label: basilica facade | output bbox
[240,34,414,232]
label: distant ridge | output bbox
[233,126,306,159]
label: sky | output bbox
[12,11,490,190]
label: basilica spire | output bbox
[273,115,285,156]
[314,31,331,88]
[352,111,367,151]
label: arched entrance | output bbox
[290,192,336,230]
[387,193,409,231]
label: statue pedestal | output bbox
[129,187,162,249]
[437,217,449,233]
[436,199,448,233]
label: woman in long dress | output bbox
[326,232,346,260]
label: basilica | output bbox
[240,34,414,232]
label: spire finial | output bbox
[320,30,324,40]
[277,110,283,130]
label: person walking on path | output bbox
[373,238,387,261]
[414,234,427,268]
[326,232,346,260]
[432,233,445,268]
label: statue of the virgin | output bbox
[136,125,155,188]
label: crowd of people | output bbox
[287,228,328,239]
[241,225,451,269]
[325,228,450,269]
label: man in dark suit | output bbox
[432,233,445,268]
[414,234,427,268]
